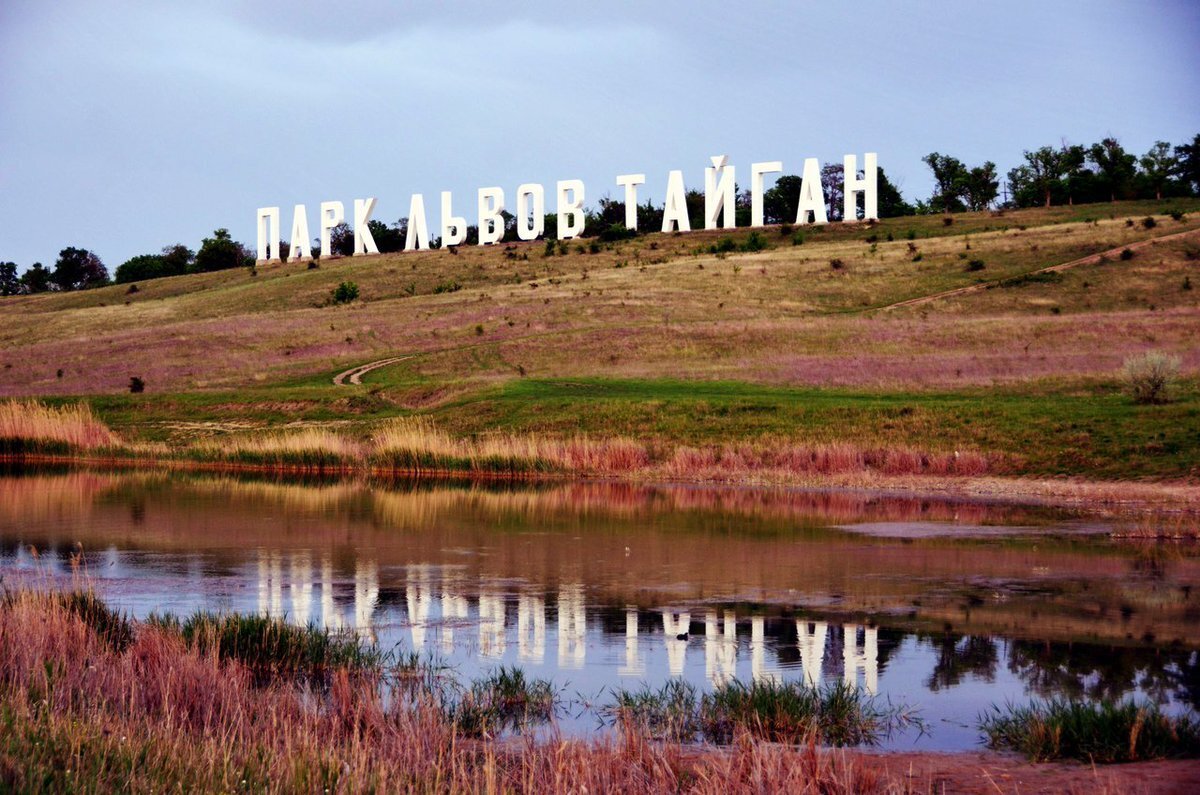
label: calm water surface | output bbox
[2,470,1197,751]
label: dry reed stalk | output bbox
[0,589,903,793]
[0,399,119,451]
[190,428,361,467]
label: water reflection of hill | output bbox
[1,472,1197,649]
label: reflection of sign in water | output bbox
[705,611,737,686]
[558,584,586,669]
[619,609,644,676]
[248,555,880,690]
[662,610,691,677]
[518,593,546,663]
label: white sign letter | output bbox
[704,155,735,230]
[750,161,782,227]
[255,206,281,263]
[353,198,379,256]
[441,191,466,247]
[843,153,878,221]
[615,173,645,231]
[516,183,545,241]
[556,179,585,240]
[478,187,505,246]
[661,170,690,233]
[795,158,828,225]
[405,194,430,251]
[288,204,311,261]
[320,201,345,257]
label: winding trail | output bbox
[879,227,1200,311]
[332,356,410,386]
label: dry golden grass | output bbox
[190,427,361,468]
[0,588,899,794]
[0,399,119,452]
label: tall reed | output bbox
[0,399,119,454]
[0,588,897,793]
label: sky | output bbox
[1,0,1198,270]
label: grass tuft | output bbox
[0,400,119,455]
[168,611,381,682]
[609,678,918,747]
[980,699,1200,763]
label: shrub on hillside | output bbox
[331,281,359,304]
[1122,351,1180,405]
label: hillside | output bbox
[3,198,1199,483]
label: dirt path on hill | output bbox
[332,356,410,385]
[878,227,1200,311]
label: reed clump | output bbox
[369,417,648,475]
[0,399,120,455]
[980,699,1200,762]
[609,679,918,747]
[189,428,359,470]
[0,589,895,793]
[449,665,558,737]
[150,611,382,683]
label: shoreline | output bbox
[3,450,1199,520]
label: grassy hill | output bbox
[3,198,1199,483]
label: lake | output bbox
[1,469,1196,751]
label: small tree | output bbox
[1122,351,1181,405]
[19,262,51,293]
[331,281,359,304]
[195,229,252,272]
[0,262,19,296]
[1139,141,1178,201]
[52,247,109,291]
[1089,137,1137,202]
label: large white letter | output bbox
[478,187,505,245]
[255,206,281,263]
[556,179,585,239]
[441,191,466,246]
[405,194,430,251]
[704,155,735,230]
[319,201,345,257]
[288,204,311,261]
[516,183,545,241]
[843,153,878,221]
[795,158,828,225]
[615,173,645,231]
[750,161,782,227]
[353,198,379,256]
[661,170,690,233]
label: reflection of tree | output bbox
[1007,641,1200,708]
[923,633,998,691]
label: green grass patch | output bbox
[980,699,1200,763]
[151,611,381,682]
[609,679,919,746]
[449,666,557,737]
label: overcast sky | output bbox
[2,1,1198,269]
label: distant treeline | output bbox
[2,133,1196,296]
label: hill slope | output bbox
[3,199,1199,482]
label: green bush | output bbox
[331,281,359,304]
[740,231,767,252]
[433,280,462,294]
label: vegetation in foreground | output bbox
[980,699,1200,763]
[609,679,921,747]
[0,589,902,793]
